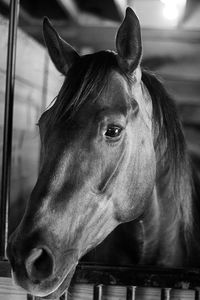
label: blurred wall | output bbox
[0,15,63,232]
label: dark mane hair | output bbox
[142,70,196,245]
[46,51,121,127]
[141,69,187,175]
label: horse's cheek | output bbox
[113,135,156,223]
[138,136,156,201]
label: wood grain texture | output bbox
[0,15,63,128]
[0,277,27,300]
[0,262,199,299]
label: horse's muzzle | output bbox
[7,239,54,288]
[6,235,76,297]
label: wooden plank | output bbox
[68,285,196,300]
[0,277,27,300]
[170,289,195,300]
[1,262,200,299]
[0,277,60,300]
[163,80,200,105]
[0,261,10,277]
[0,16,44,90]
[0,14,62,234]
[68,284,94,300]
[136,287,161,300]
[22,22,200,51]
[57,26,200,52]
[0,14,62,111]
[103,285,126,299]
[178,104,200,125]
[0,17,8,72]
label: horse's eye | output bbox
[105,125,123,139]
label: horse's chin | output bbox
[42,266,76,299]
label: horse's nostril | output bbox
[25,247,54,283]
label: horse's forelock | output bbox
[44,51,125,128]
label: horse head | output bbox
[7,8,156,298]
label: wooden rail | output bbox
[1,261,200,299]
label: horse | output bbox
[7,7,200,299]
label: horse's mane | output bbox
[141,70,192,204]
[141,70,200,259]
[142,70,186,168]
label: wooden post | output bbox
[161,288,171,300]
[126,286,136,300]
[93,284,103,300]
[195,288,200,300]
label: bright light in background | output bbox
[160,0,187,25]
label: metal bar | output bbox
[195,288,200,300]
[27,295,42,300]
[27,295,40,300]
[93,284,103,300]
[0,0,20,260]
[27,295,65,300]
[161,288,171,300]
[27,295,34,300]
[126,286,136,300]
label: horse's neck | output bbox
[159,133,200,266]
[140,153,191,266]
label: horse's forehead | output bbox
[108,71,129,92]
[101,71,131,106]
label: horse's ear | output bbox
[43,17,80,75]
[116,7,142,73]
